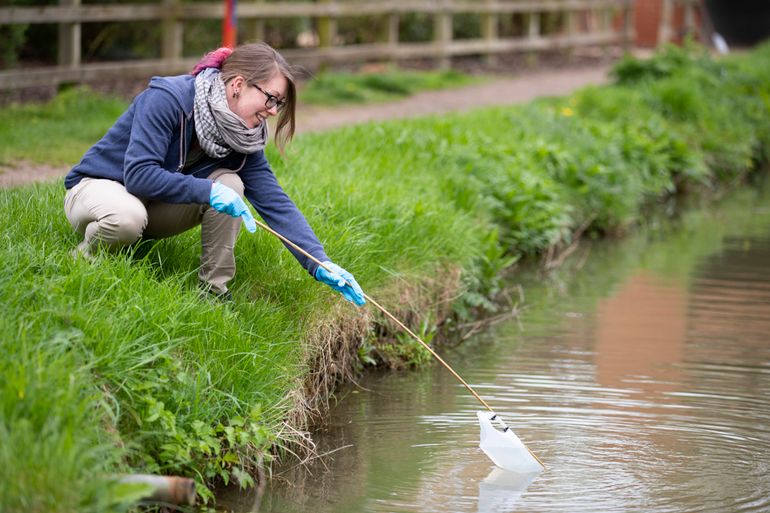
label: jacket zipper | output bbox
[177,112,187,171]
[235,154,247,173]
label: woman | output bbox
[63,42,364,305]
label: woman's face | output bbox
[227,73,288,129]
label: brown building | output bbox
[634,0,770,49]
[634,0,703,48]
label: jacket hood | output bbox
[148,74,196,115]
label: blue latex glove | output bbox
[315,261,366,306]
[209,182,256,233]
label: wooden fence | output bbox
[0,0,634,91]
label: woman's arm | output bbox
[240,152,329,275]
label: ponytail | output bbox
[191,47,233,76]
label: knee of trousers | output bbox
[215,173,245,197]
[101,203,148,245]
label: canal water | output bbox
[219,183,770,513]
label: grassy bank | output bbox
[1,43,769,511]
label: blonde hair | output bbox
[192,43,297,153]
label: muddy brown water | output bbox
[218,183,770,513]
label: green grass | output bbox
[1,42,769,511]
[0,87,127,167]
[299,67,481,106]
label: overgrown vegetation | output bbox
[1,42,769,511]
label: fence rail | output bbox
[0,0,634,91]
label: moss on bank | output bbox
[1,43,769,511]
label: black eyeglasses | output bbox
[251,83,287,111]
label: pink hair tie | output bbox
[191,47,234,76]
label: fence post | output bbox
[527,11,540,39]
[525,11,540,66]
[600,6,613,57]
[566,9,578,61]
[683,0,696,40]
[567,10,578,36]
[251,17,265,44]
[57,0,81,69]
[162,0,183,63]
[623,0,634,51]
[318,0,337,48]
[601,6,612,33]
[317,0,337,69]
[384,12,399,64]
[434,0,452,70]
[244,0,265,43]
[658,0,673,46]
[481,0,498,67]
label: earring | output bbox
[233,89,240,99]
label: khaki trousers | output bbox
[63,169,244,294]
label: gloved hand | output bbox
[315,261,366,306]
[209,182,256,233]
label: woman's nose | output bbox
[266,105,279,116]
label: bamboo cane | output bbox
[252,219,545,469]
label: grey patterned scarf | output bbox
[193,68,268,158]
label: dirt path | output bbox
[296,65,609,133]
[0,64,609,188]
[0,163,73,188]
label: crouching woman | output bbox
[62,42,364,305]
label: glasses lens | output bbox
[273,99,286,111]
[254,83,286,111]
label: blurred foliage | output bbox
[453,13,481,40]
[498,13,527,38]
[0,0,40,68]
[398,13,434,43]
[300,67,477,105]
[0,25,27,68]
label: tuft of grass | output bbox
[1,42,769,510]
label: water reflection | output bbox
[594,271,687,394]
[477,469,538,513]
[218,186,770,513]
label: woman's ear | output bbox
[230,76,246,98]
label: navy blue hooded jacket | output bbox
[65,74,328,275]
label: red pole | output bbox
[223,0,237,48]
